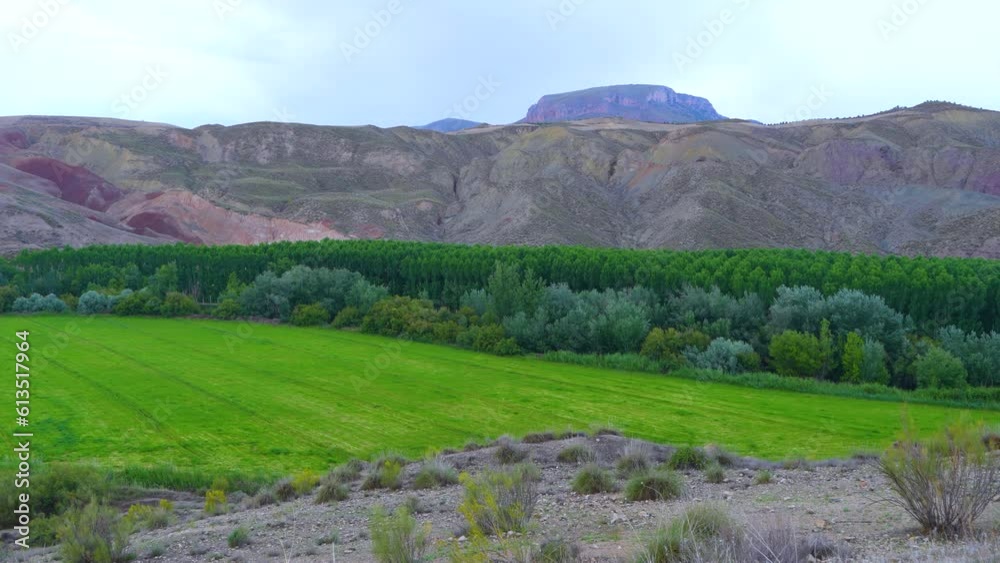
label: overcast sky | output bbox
[2,0,996,128]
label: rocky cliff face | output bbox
[523,85,726,124]
[1,102,999,258]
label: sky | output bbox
[2,0,997,128]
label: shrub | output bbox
[458,466,538,536]
[58,501,133,563]
[292,469,320,494]
[666,446,708,470]
[12,293,68,314]
[915,348,968,389]
[160,291,200,317]
[616,441,652,478]
[641,327,709,362]
[369,506,431,563]
[684,338,756,374]
[624,470,684,502]
[704,463,725,484]
[0,463,110,527]
[0,285,18,313]
[291,303,330,326]
[860,337,890,385]
[332,306,363,328]
[274,478,297,501]
[363,460,404,491]
[571,464,617,494]
[204,489,227,515]
[769,330,823,378]
[878,421,1000,536]
[938,327,1000,387]
[412,458,458,489]
[212,298,241,320]
[556,444,597,464]
[537,538,581,562]
[754,470,773,485]
[78,290,113,315]
[228,526,250,548]
[494,436,528,465]
[112,290,156,316]
[316,482,350,504]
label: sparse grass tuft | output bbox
[316,482,350,504]
[274,478,297,501]
[494,435,529,465]
[557,444,597,464]
[754,469,773,485]
[522,431,556,444]
[624,470,684,502]
[250,488,277,508]
[412,458,458,489]
[666,446,708,470]
[537,537,581,562]
[363,459,404,491]
[704,463,725,484]
[572,464,617,495]
[326,459,366,485]
[704,444,738,467]
[588,424,623,437]
[616,440,652,478]
[227,526,250,548]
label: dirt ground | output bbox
[9,434,1000,562]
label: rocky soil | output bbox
[8,434,998,563]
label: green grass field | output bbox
[2,316,994,474]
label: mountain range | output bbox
[1,88,999,258]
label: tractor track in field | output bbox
[32,319,339,458]
[112,318,484,437]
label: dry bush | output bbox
[369,506,430,563]
[878,421,1000,537]
[458,466,539,536]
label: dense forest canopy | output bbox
[5,240,999,332]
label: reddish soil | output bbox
[12,157,123,211]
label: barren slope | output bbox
[1,102,999,257]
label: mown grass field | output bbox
[1,316,994,474]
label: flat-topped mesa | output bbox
[523,84,726,124]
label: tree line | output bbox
[4,240,999,333]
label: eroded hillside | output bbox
[1,103,999,257]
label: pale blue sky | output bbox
[2,0,996,128]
